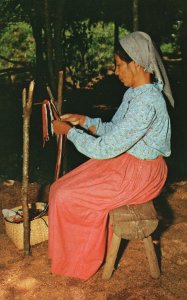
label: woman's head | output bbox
[114,31,174,106]
[114,40,152,88]
[119,32,155,73]
[114,53,151,88]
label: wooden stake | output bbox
[57,70,67,175]
[46,71,67,178]
[46,84,54,100]
[57,70,63,114]
[21,80,35,255]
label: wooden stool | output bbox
[102,201,160,280]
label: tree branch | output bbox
[0,54,29,66]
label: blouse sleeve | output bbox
[67,98,156,159]
[82,116,116,136]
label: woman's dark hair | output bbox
[114,41,133,64]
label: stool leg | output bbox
[143,236,160,279]
[102,233,121,280]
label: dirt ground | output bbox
[0,180,187,300]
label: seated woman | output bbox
[49,31,174,280]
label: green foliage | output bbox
[161,43,175,55]
[0,0,185,89]
[63,21,128,87]
[0,22,35,69]
[0,0,26,30]
[160,18,182,57]
[88,23,127,73]
[160,42,181,57]
[62,20,93,87]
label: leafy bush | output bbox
[63,21,128,87]
[0,22,35,69]
[161,43,176,55]
[160,19,182,58]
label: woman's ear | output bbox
[134,63,147,74]
[130,61,141,74]
[134,62,141,70]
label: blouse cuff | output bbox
[67,127,83,142]
[82,116,94,130]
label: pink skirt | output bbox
[48,152,167,280]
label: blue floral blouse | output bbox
[67,82,171,160]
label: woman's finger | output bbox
[60,114,72,120]
[71,120,79,125]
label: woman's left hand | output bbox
[52,120,72,135]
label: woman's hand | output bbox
[52,120,72,135]
[60,114,86,126]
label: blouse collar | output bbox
[130,81,163,96]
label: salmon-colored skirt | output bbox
[48,152,167,280]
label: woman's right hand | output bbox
[60,114,86,126]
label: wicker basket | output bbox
[4,202,48,250]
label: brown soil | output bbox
[0,180,187,300]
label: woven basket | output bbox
[0,181,40,234]
[4,202,48,250]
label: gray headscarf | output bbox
[119,31,174,107]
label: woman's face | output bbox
[115,54,135,87]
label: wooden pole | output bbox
[21,80,35,255]
[132,0,139,31]
[57,70,63,114]
[46,84,54,100]
[57,70,67,175]
[46,71,67,178]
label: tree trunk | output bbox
[180,4,187,76]
[132,0,139,31]
[22,0,45,87]
[57,70,64,114]
[32,20,46,83]
[54,0,66,73]
[114,21,119,48]
[21,81,35,255]
[44,0,56,93]
[31,18,45,85]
